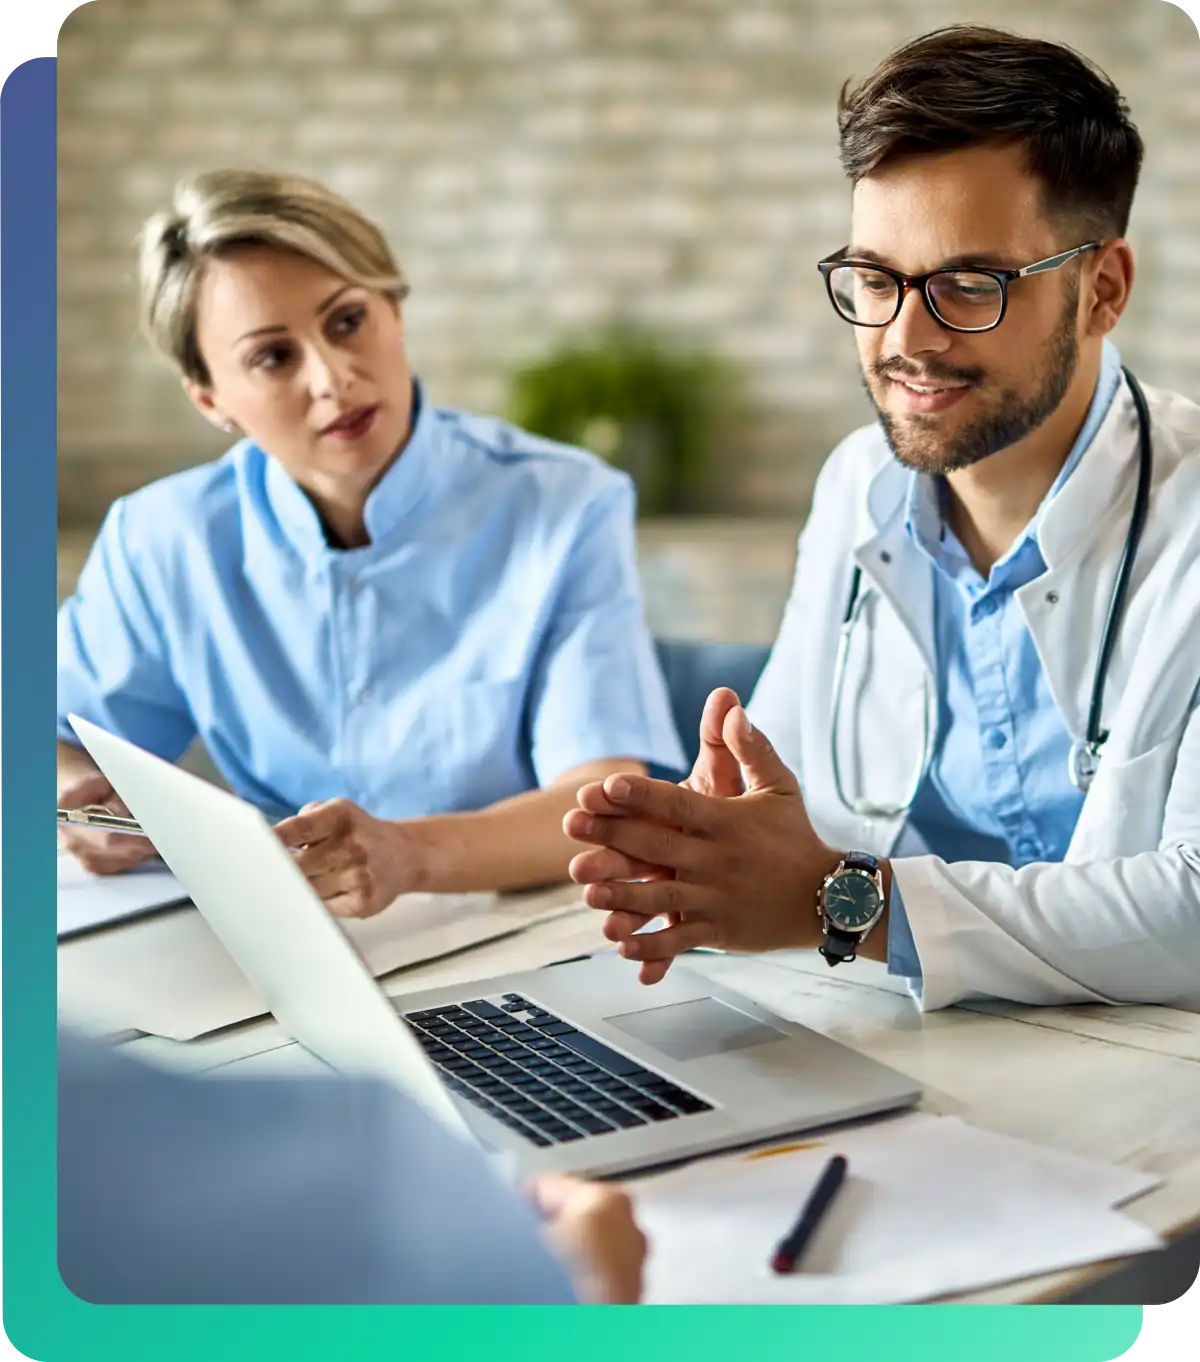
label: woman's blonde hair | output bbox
[137,168,410,385]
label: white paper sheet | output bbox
[57,852,190,938]
[632,1112,1163,1304]
[57,883,584,1041]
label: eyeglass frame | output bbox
[815,241,1102,334]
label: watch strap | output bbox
[819,925,861,967]
[842,849,879,873]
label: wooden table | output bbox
[116,897,1200,1304]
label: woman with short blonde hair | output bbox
[58,169,683,917]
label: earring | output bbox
[221,420,238,434]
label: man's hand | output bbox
[564,699,841,981]
[58,766,157,876]
[530,1174,646,1304]
[273,798,427,918]
[574,688,747,984]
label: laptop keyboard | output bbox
[403,993,713,1147]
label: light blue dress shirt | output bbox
[887,342,1124,980]
[58,381,685,818]
[58,1032,577,1304]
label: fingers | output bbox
[687,688,746,798]
[273,799,348,849]
[528,1172,587,1217]
[619,919,712,962]
[584,877,696,922]
[568,845,669,884]
[563,809,705,875]
[722,707,800,796]
[638,958,675,986]
[61,829,157,875]
[600,909,662,940]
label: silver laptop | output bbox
[71,715,921,1177]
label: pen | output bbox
[770,1153,848,1275]
[57,806,146,836]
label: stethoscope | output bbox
[830,366,1154,819]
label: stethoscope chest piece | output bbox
[1068,737,1103,793]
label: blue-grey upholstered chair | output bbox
[649,638,772,781]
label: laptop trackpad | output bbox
[604,997,785,1061]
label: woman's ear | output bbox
[182,377,238,433]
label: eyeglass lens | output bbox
[828,265,1004,331]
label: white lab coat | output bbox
[748,372,1200,1011]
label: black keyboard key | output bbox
[536,1120,579,1143]
[437,1057,478,1075]
[525,1037,559,1052]
[568,1063,612,1083]
[570,1112,617,1135]
[592,1103,647,1128]
[671,1093,713,1113]
[504,1072,543,1091]
[463,999,507,1021]
[558,1079,594,1096]
[540,1092,585,1112]
[538,1043,579,1063]
[521,1062,561,1078]
[542,1098,599,1126]
[537,1021,578,1036]
[557,1033,648,1077]
[629,1099,677,1121]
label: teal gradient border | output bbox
[3,53,1142,1362]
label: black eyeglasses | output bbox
[816,242,1101,333]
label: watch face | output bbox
[823,870,882,931]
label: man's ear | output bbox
[181,376,233,432]
[1085,239,1135,338]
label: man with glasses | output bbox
[564,26,1200,1010]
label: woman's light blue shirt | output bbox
[58,381,685,818]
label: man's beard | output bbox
[866,290,1080,475]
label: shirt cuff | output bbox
[886,875,923,982]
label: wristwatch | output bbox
[817,851,885,966]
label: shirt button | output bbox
[984,728,1007,750]
[1015,840,1038,861]
[357,687,372,704]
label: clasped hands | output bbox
[563,688,846,983]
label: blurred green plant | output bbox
[506,327,744,515]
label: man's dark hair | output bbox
[837,25,1144,238]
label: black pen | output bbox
[770,1154,848,1275]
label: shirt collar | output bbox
[261,377,446,558]
[901,339,1124,589]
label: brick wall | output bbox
[58,0,1200,519]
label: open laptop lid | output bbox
[68,716,471,1139]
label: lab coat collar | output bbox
[1036,372,1142,571]
[849,368,1143,668]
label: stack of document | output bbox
[57,852,189,938]
[57,874,584,1041]
[632,1112,1163,1303]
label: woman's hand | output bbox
[272,798,427,918]
[58,766,158,875]
[530,1174,647,1305]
